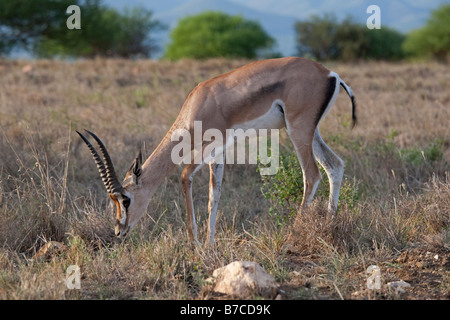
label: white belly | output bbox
[232,99,286,130]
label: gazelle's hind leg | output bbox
[312,129,345,212]
[206,160,224,246]
[286,122,321,209]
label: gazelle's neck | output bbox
[140,131,178,196]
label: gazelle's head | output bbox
[77,130,146,238]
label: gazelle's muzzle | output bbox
[115,221,130,237]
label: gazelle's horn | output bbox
[77,130,123,194]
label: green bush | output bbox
[399,139,444,166]
[295,14,340,60]
[334,17,369,61]
[365,27,406,60]
[295,14,405,61]
[403,4,450,60]
[165,11,275,60]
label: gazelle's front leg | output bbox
[181,162,204,245]
[206,160,224,245]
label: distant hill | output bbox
[231,0,448,32]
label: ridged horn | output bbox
[77,130,123,194]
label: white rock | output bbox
[211,261,278,299]
[387,280,411,294]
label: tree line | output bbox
[0,0,448,61]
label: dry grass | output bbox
[0,58,448,299]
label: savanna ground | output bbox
[0,58,448,300]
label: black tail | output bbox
[340,82,357,129]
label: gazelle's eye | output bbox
[122,196,131,209]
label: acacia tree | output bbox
[0,0,165,58]
[165,11,275,60]
[0,0,74,55]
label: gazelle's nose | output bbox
[115,222,129,237]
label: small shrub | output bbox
[399,139,444,166]
[259,149,360,226]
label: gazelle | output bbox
[78,57,356,245]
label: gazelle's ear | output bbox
[127,150,142,185]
